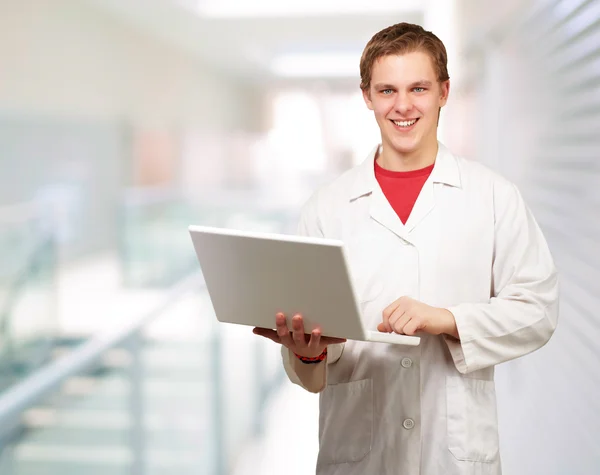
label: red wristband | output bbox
[294,348,327,364]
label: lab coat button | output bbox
[401,358,412,368]
[403,418,415,430]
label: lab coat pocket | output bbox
[446,376,500,463]
[317,379,373,465]
[354,274,384,304]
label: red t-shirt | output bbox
[374,160,435,224]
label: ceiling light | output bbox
[270,52,361,78]
[190,0,422,18]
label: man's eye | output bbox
[414,87,426,93]
[382,89,393,95]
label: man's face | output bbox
[363,51,449,158]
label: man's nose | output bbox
[394,92,413,115]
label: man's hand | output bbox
[253,313,346,358]
[377,296,459,339]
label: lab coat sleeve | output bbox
[280,195,345,393]
[445,182,559,374]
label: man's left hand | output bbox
[377,296,459,339]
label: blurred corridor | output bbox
[0,0,598,474]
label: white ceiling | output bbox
[85,0,424,84]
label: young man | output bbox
[253,22,558,475]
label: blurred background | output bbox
[0,0,598,474]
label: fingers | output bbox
[308,330,346,353]
[390,311,422,335]
[381,308,392,333]
[382,299,402,332]
[393,316,412,335]
[402,319,420,336]
[291,314,308,349]
[263,313,346,349]
[307,328,322,353]
[381,297,432,335]
[389,306,408,332]
[276,313,294,348]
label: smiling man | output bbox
[363,50,448,172]
[253,22,559,475]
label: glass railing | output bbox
[0,203,58,392]
[0,200,293,474]
[119,188,298,288]
[0,207,40,283]
[118,188,198,288]
[0,280,285,475]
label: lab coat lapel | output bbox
[350,146,410,242]
[369,186,412,243]
[403,178,435,234]
[355,142,461,241]
[402,143,462,234]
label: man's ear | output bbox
[439,80,450,107]
[362,88,374,111]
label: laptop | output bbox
[188,225,420,346]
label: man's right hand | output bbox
[253,313,346,358]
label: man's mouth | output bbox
[391,118,419,128]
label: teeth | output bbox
[393,119,417,127]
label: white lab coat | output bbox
[281,143,559,475]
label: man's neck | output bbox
[377,140,439,172]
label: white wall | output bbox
[456,1,600,473]
[0,0,263,258]
[0,0,261,129]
